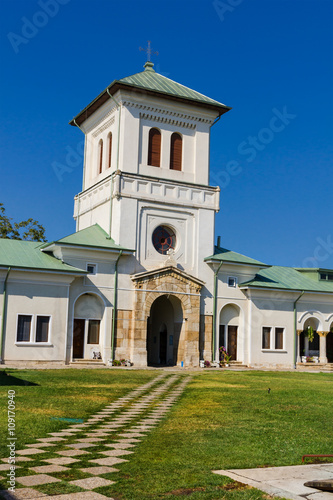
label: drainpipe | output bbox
[110,251,123,363]
[73,119,87,232]
[106,88,122,239]
[294,291,304,369]
[0,267,11,363]
[212,261,223,362]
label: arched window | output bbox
[148,128,161,167]
[170,133,182,171]
[98,139,103,174]
[107,132,112,169]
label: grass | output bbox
[0,368,157,457]
[0,369,332,499]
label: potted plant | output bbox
[305,326,315,343]
[219,346,232,367]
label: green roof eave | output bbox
[0,240,87,274]
[69,71,231,127]
[0,264,86,275]
[204,245,267,267]
[41,224,134,254]
[239,266,333,293]
[42,241,134,253]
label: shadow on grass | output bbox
[0,371,38,386]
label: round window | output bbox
[152,225,176,255]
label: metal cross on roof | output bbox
[139,40,159,62]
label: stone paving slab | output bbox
[17,474,61,486]
[117,432,145,438]
[56,450,89,457]
[98,450,134,457]
[65,443,95,449]
[0,463,20,471]
[104,443,135,449]
[37,492,111,499]
[0,487,48,498]
[89,457,128,466]
[69,476,115,489]
[213,464,333,500]
[49,432,74,437]
[3,457,32,463]
[37,438,65,443]
[114,438,141,444]
[29,465,69,473]
[16,449,47,456]
[80,466,119,475]
[76,438,105,443]
[84,432,110,437]
[26,443,56,448]
[43,457,79,465]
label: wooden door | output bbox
[159,330,167,365]
[228,325,238,361]
[73,319,85,358]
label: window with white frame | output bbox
[86,263,97,275]
[262,326,271,349]
[36,316,50,343]
[228,276,237,288]
[17,315,32,342]
[262,326,284,350]
[16,315,51,343]
[275,327,284,349]
[87,320,100,344]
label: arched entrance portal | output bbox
[219,304,240,362]
[73,293,104,360]
[147,295,183,366]
[300,317,320,358]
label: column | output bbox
[318,331,328,364]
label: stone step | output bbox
[70,359,106,366]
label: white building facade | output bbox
[1,62,333,369]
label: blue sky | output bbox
[1,0,332,268]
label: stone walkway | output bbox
[213,464,333,500]
[0,373,191,500]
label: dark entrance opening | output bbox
[227,325,238,361]
[73,319,85,358]
[147,295,183,367]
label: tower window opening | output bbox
[170,132,182,171]
[107,132,112,169]
[98,139,103,174]
[148,128,161,167]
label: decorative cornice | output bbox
[92,116,115,137]
[139,112,196,129]
[85,105,118,134]
[131,265,204,292]
[122,100,214,125]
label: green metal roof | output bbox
[42,224,134,252]
[205,245,267,267]
[70,62,231,126]
[0,239,86,274]
[239,266,333,293]
[120,62,229,109]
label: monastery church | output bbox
[1,61,333,369]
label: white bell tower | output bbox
[71,61,230,276]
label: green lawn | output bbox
[0,369,332,499]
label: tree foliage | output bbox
[0,203,46,242]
